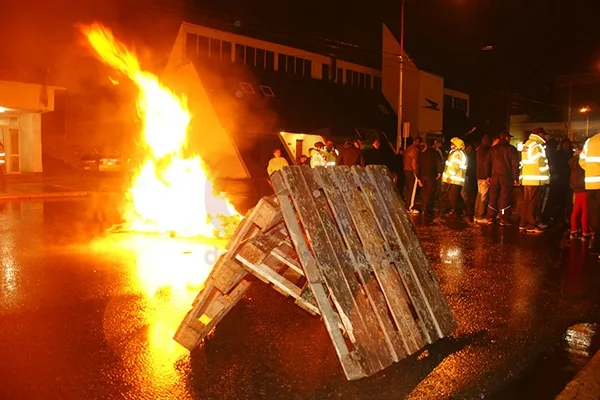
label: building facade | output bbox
[0,80,61,174]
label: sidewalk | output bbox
[0,173,125,200]
[556,350,600,399]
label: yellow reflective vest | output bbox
[442,148,467,186]
[519,134,550,186]
[310,150,327,168]
[579,133,600,190]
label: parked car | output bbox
[79,153,133,173]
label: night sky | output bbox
[1,0,600,128]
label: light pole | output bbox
[580,106,591,138]
[395,0,406,155]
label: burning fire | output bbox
[81,22,239,237]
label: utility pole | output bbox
[395,0,405,155]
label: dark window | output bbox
[256,48,265,69]
[235,44,245,64]
[240,82,255,94]
[197,35,209,59]
[222,41,232,62]
[352,71,359,86]
[444,94,453,109]
[295,58,304,75]
[365,74,372,89]
[337,68,343,84]
[278,54,286,72]
[373,76,381,92]
[303,59,312,77]
[209,38,220,60]
[260,85,275,97]
[286,55,295,74]
[345,70,353,85]
[321,64,330,81]
[265,51,275,70]
[358,72,365,89]
[246,46,256,67]
[185,33,197,58]
[454,98,468,114]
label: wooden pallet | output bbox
[175,165,456,381]
[173,195,319,350]
[270,165,456,380]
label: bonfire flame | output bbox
[82,23,239,237]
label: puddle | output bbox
[491,323,599,399]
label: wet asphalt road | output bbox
[0,197,599,400]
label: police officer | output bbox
[519,127,551,233]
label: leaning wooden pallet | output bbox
[175,165,456,381]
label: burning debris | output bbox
[81,23,240,239]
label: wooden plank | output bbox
[364,165,457,338]
[312,167,408,361]
[322,166,425,354]
[212,257,248,294]
[271,170,365,380]
[235,253,302,298]
[284,166,393,375]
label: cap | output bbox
[531,127,548,136]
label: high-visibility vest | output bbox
[442,148,467,186]
[310,150,327,168]
[579,133,600,190]
[519,134,550,186]
[323,148,338,167]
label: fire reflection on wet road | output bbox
[0,198,599,400]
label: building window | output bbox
[265,51,275,71]
[240,82,255,94]
[365,74,372,89]
[373,76,381,92]
[256,48,265,69]
[294,58,303,76]
[197,35,209,59]
[303,59,312,77]
[444,94,453,110]
[345,70,353,86]
[455,98,468,114]
[260,85,275,97]
[337,68,343,84]
[246,46,256,67]
[185,33,197,58]
[278,54,286,72]
[222,41,232,62]
[352,71,359,87]
[209,38,220,60]
[322,64,330,81]
[286,55,295,74]
[235,44,245,64]
[358,73,365,89]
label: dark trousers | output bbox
[486,175,513,221]
[420,178,437,216]
[448,183,462,214]
[520,186,543,228]
[403,170,417,210]
[0,165,5,191]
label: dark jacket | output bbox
[416,147,443,180]
[569,156,586,192]
[476,145,491,180]
[485,140,520,180]
[337,145,365,167]
[403,144,421,171]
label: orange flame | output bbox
[81,22,238,237]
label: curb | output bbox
[0,192,92,201]
[556,350,600,399]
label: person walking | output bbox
[403,137,422,214]
[519,128,551,233]
[474,134,492,222]
[569,145,591,240]
[483,132,520,226]
[416,139,443,219]
[442,137,468,217]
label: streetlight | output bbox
[395,0,406,155]
[580,106,591,137]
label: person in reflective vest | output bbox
[579,132,600,190]
[309,144,327,168]
[519,127,550,233]
[0,141,5,192]
[442,137,468,216]
[323,140,339,167]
